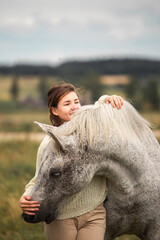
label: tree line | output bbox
[1,58,160,76]
[10,72,160,111]
[1,57,160,111]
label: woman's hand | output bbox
[105,95,123,109]
[19,195,40,215]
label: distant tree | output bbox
[143,79,159,110]
[38,75,48,104]
[80,70,104,102]
[125,76,138,99]
[125,76,144,110]
[10,75,19,101]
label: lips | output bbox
[70,111,75,115]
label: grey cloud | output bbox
[0,0,160,63]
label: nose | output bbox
[71,103,78,110]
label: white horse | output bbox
[22,101,160,240]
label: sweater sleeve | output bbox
[22,135,50,197]
[94,95,108,106]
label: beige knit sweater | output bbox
[22,95,108,219]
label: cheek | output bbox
[59,109,71,120]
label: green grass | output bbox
[0,140,45,239]
[0,140,141,240]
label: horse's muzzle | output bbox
[22,210,58,224]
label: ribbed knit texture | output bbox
[22,95,108,219]
[57,176,107,219]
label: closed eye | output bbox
[49,169,62,178]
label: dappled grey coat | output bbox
[22,101,160,240]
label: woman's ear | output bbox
[51,107,58,116]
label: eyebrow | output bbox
[63,98,79,103]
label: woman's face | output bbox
[51,91,81,123]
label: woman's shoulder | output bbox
[37,135,51,153]
[40,134,51,146]
[36,135,51,162]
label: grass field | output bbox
[0,140,140,240]
[0,141,45,240]
[0,110,50,132]
[0,109,159,138]
[0,75,59,102]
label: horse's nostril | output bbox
[22,213,36,223]
[28,215,35,221]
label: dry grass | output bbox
[0,74,58,102]
[0,111,49,124]
[0,75,39,101]
[0,110,50,132]
[0,75,13,100]
[18,76,40,100]
[142,112,160,127]
[100,75,130,86]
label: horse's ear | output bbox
[34,121,56,133]
[47,132,65,153]
[34,121,65,153]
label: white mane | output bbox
[57,101,152,147]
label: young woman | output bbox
[20,83,123,240]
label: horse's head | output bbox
[22,122,94,224]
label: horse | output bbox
[22,101,160,240]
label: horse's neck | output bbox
[141,128,160,164]
[95,136,151,195]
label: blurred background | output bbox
[0,0,160,239]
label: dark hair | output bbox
[48,83,78,126]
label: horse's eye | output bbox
[49,170,62,178]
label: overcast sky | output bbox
[1,0,160,64]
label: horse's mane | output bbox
[57,101,152,147]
